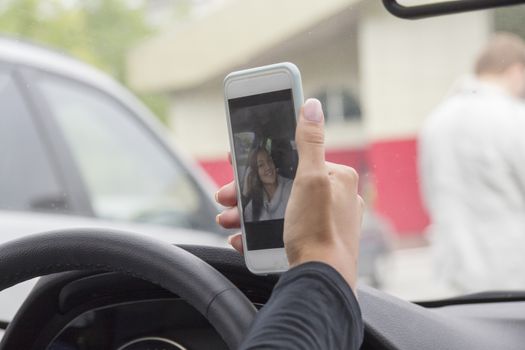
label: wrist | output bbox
[288,245,358,292]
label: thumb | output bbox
[295,98,325,171]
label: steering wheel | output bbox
[0,228,257,350]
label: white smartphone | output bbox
[224,62,303,274]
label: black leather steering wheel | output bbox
[0,228,257,350]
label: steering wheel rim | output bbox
[0,228,256,350]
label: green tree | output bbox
[0,0,169,123]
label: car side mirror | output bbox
[382,0,525,19]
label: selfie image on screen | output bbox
[229,89,298,250]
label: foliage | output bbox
[0,0,169,123]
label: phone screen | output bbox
[229,89,298,251]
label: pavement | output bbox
[377,245,458,301]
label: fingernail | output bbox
[227,235,233,245]
[214,190,219,203]
[215,214,221,225]
[303,98,323,123]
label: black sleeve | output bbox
[239,262,364,350]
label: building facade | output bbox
[128,0,491,235]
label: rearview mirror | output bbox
[382,0,525,19]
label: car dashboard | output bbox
[3,246,525,350]
[51,298,227,350]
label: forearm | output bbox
[239,262,364,350]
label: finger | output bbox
[215,181,237,207]
[325,162,359,181]
[295,98,325,172]
[216,207,241,229]
[359,194,366,211]
[326,162,359,193]
[227,232,244,255]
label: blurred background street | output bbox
[381,244,456,300]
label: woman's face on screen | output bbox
[256,150,277,185]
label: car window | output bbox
[35,75,209,231]
[0,67,68,213]
[2,0,525,302]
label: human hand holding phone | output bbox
[217,98,363,291]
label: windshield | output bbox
[1,0,524,302]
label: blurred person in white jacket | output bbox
[420,33,525,292]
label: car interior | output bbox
[1,1,525,350]
[3,228,525,350]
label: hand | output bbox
[216,99,363,290]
